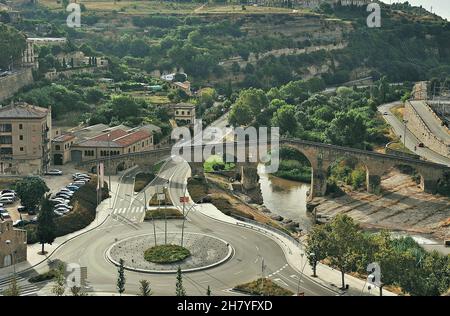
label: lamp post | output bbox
[107,133,112,208]
[297,252,314,296]
[125,191,157,246]
[402,119,408,148]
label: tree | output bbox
[2,276,20,296]
[15,176,49,212]
[36,196,57,255]
[0,23,26,69]
[326,214,362,289]
[228,88,268,126]
[305,224,329,278]
[51,263,66,296]
[117,259,126,296]
[139,280,152,296]
[206,285,211,296]
[175,266,186,296]
[271,104,297,135]
[228,101,253,127]
[325,110,367,148]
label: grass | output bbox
[134,172,155,192]
[144,208,183,220]
[234,278,294,296]
[144,244,191,264]
[390,104,405,121]
[387,141,414,154]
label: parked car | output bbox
[53,210,64,217]
[58,189,74,196]
[73,173,90,180]
[73,180,87,185]
[0,197,14,204]
[45,169,63,176]
[30,216,38,223]
[0,210,10,219]
[66,185,80,191]
[68,182,83,188]
[27,208,37,215]
[0,192,16,200]
[0,189,16,195]
[56,191,72,197]
[54,203,72,210]
[13,220,29,227]
[54,207,70,214]
[50,198,70,205]
[18,205,27,213]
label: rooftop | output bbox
[173,102,195,109]
[0,102,50,119]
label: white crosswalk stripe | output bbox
[0,275,39,296]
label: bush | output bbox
[28,269,59,283]
[144,244,191,264]
[134,172,155,192]
[234,278,293,296]
[144,208,183,220]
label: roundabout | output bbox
[106,232,233,273]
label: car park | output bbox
[18,206,27,212]
[73,173,90,180]
[54,210,64,217]
[0,189,16,195]
[45,169,63,176]
[13,220,29,227]
[59,189,74,196]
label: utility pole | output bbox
[260,257,265,296]
[108,133,112,209]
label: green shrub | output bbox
[144,244,191,264]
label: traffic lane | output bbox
[379,103,450,166]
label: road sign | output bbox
[179,196,189,203]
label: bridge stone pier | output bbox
[77,138,450,201]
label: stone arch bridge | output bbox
[78,138,450,199]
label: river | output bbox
[258,164,313,231]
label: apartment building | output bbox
[52,123,161,165]
[173,103,196,125]
[0,102,51,175]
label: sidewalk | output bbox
[193,203,396,296]
[0,176,121,277]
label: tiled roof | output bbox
[0,103,49,119]
[115,130,150,147]
[53,134,75,142]
[90,129,128,142]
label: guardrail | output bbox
[233,214,302,250]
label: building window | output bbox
[0,136,12,144]
[0,124,12,132]
[142,142,144,147]
[176,111,179,115]
[55,145,61,151]
[19,135,23,141]
[181,111,185,115]
[20,147,24,151]
[19,124,23,130]
[187,111,190,115]
[0,148,12,155]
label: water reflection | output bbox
[258,164,312,231]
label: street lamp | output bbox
[107,133,112,207]
[402,119,408,148]
[125,191,157,246]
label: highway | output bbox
[378,102,450,166]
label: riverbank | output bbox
[311,170,450,242]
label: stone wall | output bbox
[404,101,450,157]
[0,68,34,103]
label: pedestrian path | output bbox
[111,206,145,216]
[0,275,39,296]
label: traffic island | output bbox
[234,278,294,296]
[144,244,191,264]
[107,232,233,273]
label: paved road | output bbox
[378,102,450,166]
[409,100,450,143]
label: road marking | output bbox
[255,246,259,251]
[0,276,39,296]
[273,278,289,288]
[290,275,305,283]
